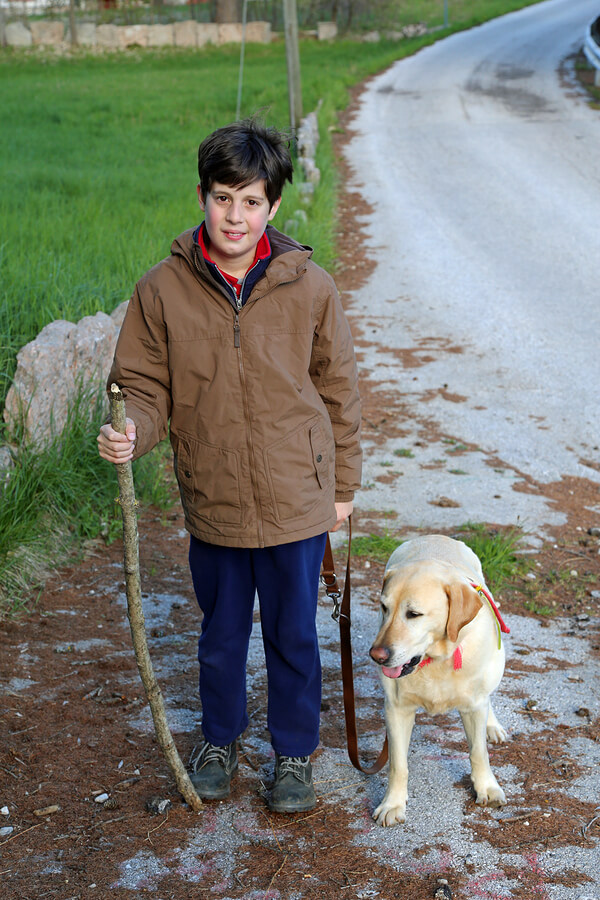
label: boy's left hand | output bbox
[331,501,353,532]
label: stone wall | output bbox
[2,18,427,51]
[3,19,272,50]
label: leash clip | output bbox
[330,592,341,621]
[320,573,341,620]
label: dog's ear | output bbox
[381,567,397,595]
[444,582,483,643]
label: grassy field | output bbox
[0,0,543,615]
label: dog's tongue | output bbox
[382,665,403,679]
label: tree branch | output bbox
[109,383,202,813]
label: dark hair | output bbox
[197,118,293,209]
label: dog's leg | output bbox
[459,704,506,808]
[373,700,416,826]
[486,704,508,744]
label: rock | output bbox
[34,804,60,816]
[145,795,172,815]
[173,20,198,48]
[5,22,33,47]
[362,30,381,43]
[147,24,174,47]
[96,24,121,50]
[217,23,243,44]
[434,881,452,900]
[71,23,97,46]
[30,21,65,45]
[197,23,219,47]
[0,826,14,838]
[0,806,9,816]
[4,301,128,448]
[588,527,600,537]
[0,446,14,484]
[317,21,337,41]
[244,21,271,44]
[121,25,149,48]
[403,23,427,38]
[94,793,109,804]
[298,182,315,202]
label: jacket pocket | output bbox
[265,417,333,523]
[175,433,242,526]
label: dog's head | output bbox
[369,560,483,679]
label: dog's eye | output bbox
[406,609,423,620]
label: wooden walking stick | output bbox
[109,383,203,812]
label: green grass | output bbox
[352,524,525,595]
[0,383,176,616]
[454,523,526,593]
[0,0,544,615]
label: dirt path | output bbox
[2,67,600,900]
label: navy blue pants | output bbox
[188,532,327,757]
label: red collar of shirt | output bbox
[198,223,271,297]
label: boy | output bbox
[98,119,361,813]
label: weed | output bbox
[524,599,555,616]
[393,448,414,459]
[454,523,526,594]
[352,532,401,563]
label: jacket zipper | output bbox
[234,313,264,546]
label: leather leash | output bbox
[321,516,388,775]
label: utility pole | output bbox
[282,0,302,132]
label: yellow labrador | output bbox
[369,534,508,827]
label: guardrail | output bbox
[584,14,600,86]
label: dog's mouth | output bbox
[382,654,422,679]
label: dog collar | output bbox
[470,582,510,649]
[418,583,509,671]
[419,646,463,671]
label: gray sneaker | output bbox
[189,741,238,799]
[267,755,316,813]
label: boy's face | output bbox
[198,179,281,277]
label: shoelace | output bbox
[190,742,231,771]
[277,756,310,778]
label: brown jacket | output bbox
[108,225,362,547]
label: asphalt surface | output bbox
[343,0,600,541]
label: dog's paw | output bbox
[486,722,508,744]
[474,781,506,808]
[373,798,407,827]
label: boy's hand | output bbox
[97,418,137,464]
[331,500,353,532]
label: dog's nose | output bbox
[369,645,390,664]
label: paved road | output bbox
[344,0,600,539]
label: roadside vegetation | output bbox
[0,0,545,616]
[351,524,526,596]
